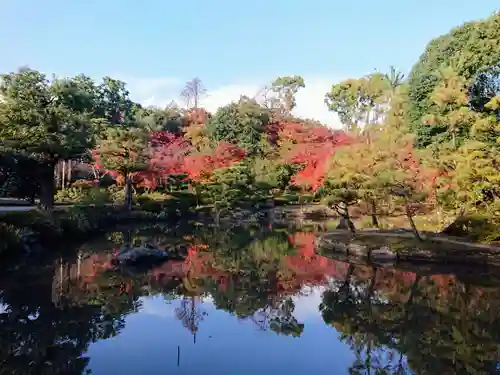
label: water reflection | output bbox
[1,224,500,374]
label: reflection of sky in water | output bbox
[0,302,9,314]
[84,288,356,375]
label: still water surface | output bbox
[1,223,500,374]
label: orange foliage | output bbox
[183,142,246,182]
[272,121,351,190]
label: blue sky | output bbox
[85,290,363,374]
[1,0,498,126]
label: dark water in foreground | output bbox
[1,223,500,375]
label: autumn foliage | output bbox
[183,142,246,182]
[274,121,351,190]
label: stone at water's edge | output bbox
[115,246,170,265]
[370,246,397,261]
[317,230,500,266]
[315,237,397,263]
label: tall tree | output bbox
[182,108,211,151]
[325,73,388,133]
[180,77,207,109]
[384,66,405,93]
[96,77,137,127]
[270,75,305,116]
[422,66,474,149]
[0,68,94,210]
[407,12,500,147]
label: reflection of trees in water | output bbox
[201,230,305,337]
[4,224,500,374]
[0,256,133,374]
[174,296,207,343]
[320,264,500,375]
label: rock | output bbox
[370,246,397,261]
[156,211,169,220]
[113,245,169,266]
[347,243,367,256]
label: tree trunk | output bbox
[124,229,132,247]
[370,200,379,228]
[335,202,355,234]
[124,173,133,211]
[403,274,422,322]
[367,267,377,299]
[67,160,72,186]
[339,263,355,297]
[40,161,56,211]
[61,160,66,189]
[91,166,99,180]
[441,207,466,234]
[404,200,421,241]
[215,209,221,226]
[268,208,275,227]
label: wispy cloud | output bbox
[119,74,344,128]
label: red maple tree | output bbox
[92,131,191,190]
[273,121,351,190]
[183,142,246,182]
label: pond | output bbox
[1,222,500,375]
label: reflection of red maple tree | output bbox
[289,232,317,259]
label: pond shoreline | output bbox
[318,229,500,267]
[2,204,499,267]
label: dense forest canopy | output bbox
[0,12,499,242]
[407,12,500,147]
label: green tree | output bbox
[93,127,150,210]
[383,66,405,95]
[252,158,293,191]
[206,97,270,155]
[325,73,388,133]
[421,66,475,149]
[438,141,500,217]
[96,77,138,126]
[407,12,500,147]
[136,102,183,134]
[270,75,305,115]
[322,161,361,233]
[372,132,434,240]
[206,161,253,223]
[0,68,94,210]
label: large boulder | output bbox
[112,245,169,266]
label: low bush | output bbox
[137,192,175,213]
[442,214,500,243]
[55,186,89,203]
[55,182,111,205]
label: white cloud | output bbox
[291,285,326,321]
[122,74,344,129]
